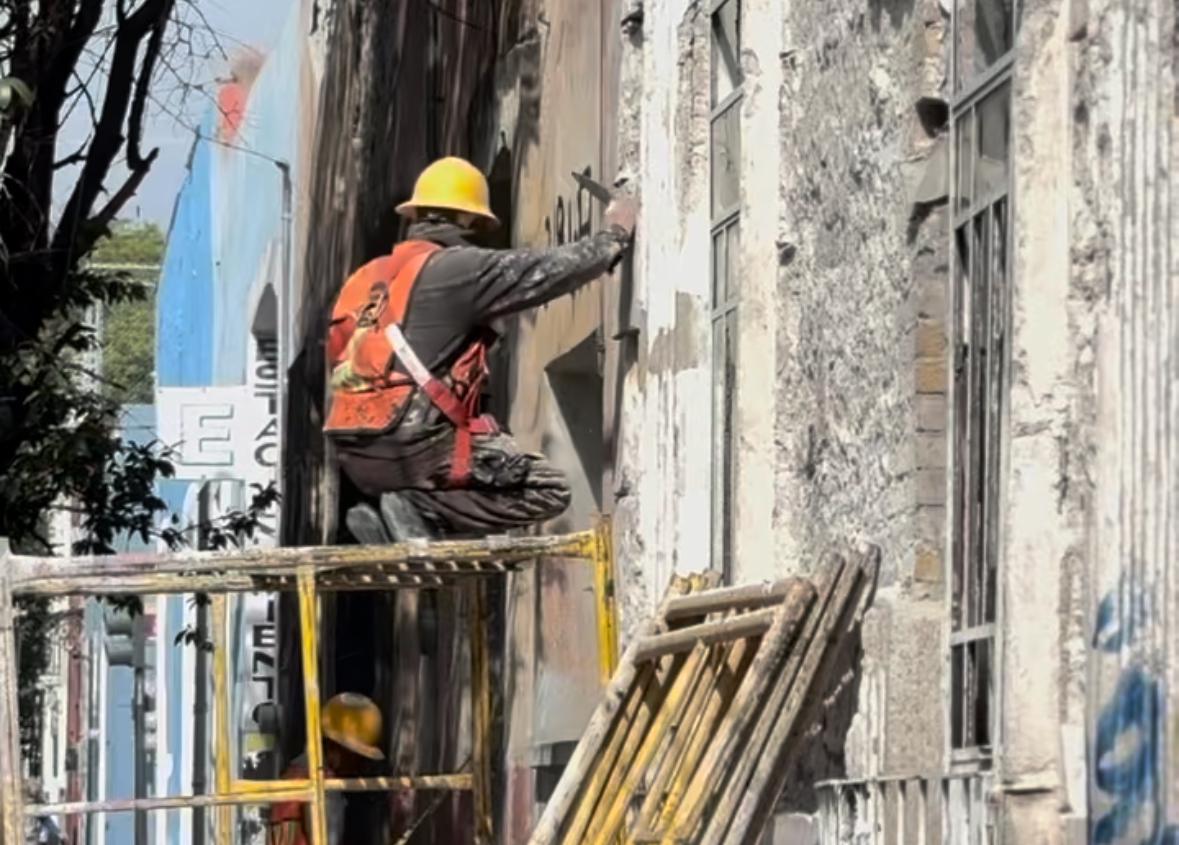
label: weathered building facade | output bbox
[279,0,1177,841]
[600,0,1179,841]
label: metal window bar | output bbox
[0,522,619,845]
[951,3,1018,98]
[711,87,744,124]
[948,2,1013,754]
[707,0,743,583]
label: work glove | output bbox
[605,193,639,238]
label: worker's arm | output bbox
[469,196,638,320]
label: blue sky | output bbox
[55,0,296,227]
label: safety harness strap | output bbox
[384,323,496,486]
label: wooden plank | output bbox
[580,574,715,841]
[23,567,493,597]
[667,575,822,841]
[588,645,709,844]
[593,517,620,684]
[322,774,473,792]
[633,607,777,661]
[718,551,877,844]
[698,557,861,844]
[563,660,662,843]
[567,659,674,844]
[297,569,329,845]
[27,786,316,816]
[631,635,752,841]
[527,576,695,845]
[631,641,723,835]
[9,530,599,595]
[663,579,802,621]
[211,596,233,841]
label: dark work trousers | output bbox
[334,427,571,536]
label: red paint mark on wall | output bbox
[219,83,248,141]
[217,49,266,142]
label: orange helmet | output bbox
[321,692,384,760]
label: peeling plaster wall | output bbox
[1000,1,1080,833]
[611,0,715,638]
[610,0,1178,836]
[473,2,625,838]
[986,0,1179,839]
[614,0,954,812]
[281,0,1179,838]
[1065,0,1178,840]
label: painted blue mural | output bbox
[152,3,312,842]
[1090,576,1178,845]
[209,2,305,386]
[157,121,216,390]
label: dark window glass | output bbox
[711,101,741,218]
[956,0,1015,90]
[711,0,742,106]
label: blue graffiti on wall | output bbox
[1090,581,1178,845]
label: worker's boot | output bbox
[379,492,440,656]
[344,503,392,546]
[379,492,432,541]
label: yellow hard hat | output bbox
[322,692,385,761]
[396,156,499,226]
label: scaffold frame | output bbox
[0,519,618,845]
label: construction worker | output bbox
[324,156,638,542]
[268,692,384,845]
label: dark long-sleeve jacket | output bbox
[391,219,629,377]
[326,219,629,462]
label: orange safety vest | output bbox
[268,761,318,845]
[323,240,496,485]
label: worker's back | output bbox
[323,156,636,541]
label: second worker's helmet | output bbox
[321,692,385,760]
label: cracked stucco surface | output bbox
[773,0,931,586]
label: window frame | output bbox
[709,0,743,581]
[946,0,1018,770]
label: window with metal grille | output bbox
[948,0,1018,760]
[711,0,741,579]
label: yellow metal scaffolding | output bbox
[0,520,618,845]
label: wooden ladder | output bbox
[529,546,881,845]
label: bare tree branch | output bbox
[60,63,104,137]
[85,147,157,236]
[53,142,89,171]
[126,0,169,170]
[52,0,175,267]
